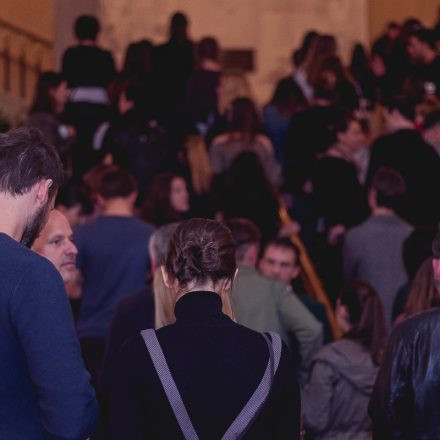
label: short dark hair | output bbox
[165,218,236,290]
[74,15,100,40]
[370,167,406,210]
[264,237,301,265]
[410,28,437,50]
[225,218,261,262]
[197,37,219,61]
[385,95,416,122]
[98,169,137,200]
[432,230,440,259]
[56,181,93,215]
[0,127,63,199]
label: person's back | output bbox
[343,168,414,323]
[0,127,97,439]
[63,45,115,89]
[304,282,386,440]
[304,339,378,440]
[75,215,154,338]
[0,235,96,438]
[107,218,300,439]
[344,215,412,321]
[370,307,440,439]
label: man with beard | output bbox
[0,128,98,439]
[369,231,440,438]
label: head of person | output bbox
[74,15,100,42]
[227,97,261,142]
[97,168,137,210]
[122,39,153,78]
[423,110,440,148]
[404,257,440,317]
[169,11,189,41]
[407,28,437,64]
[292,30,319,68]
[368,167,406,213]
[269,77,307,115]
[0,127,63,247]
[148,222,180,328]
[332,113,366,154]
[259,237,301,284]
[386,21,401,40]
[383,96,416,132]
[162,218,237,307]
[225,218,261,268]
[141,173,189,226]
[30,71,69,116]
[197,37,219,64]
[336,281,387,365]
[217,70,252,115]
[31,209,78,284]
[56,181,93,228]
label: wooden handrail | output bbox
[0,17,52,48]
[279,205,342,340]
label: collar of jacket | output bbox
[174,291,226,322]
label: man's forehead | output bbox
[264,245,296,262]
[40,211,72,241]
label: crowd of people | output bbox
[2,9,440,440]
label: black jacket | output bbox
[107,291,300,439]
[367,129,440,227]
[369,307,440,439]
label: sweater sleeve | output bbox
[277,285,323,383]
[303,359,335,434]
[9,258,98,440]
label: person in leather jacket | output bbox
[369,230,440,439]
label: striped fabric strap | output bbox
[141,329,282,440]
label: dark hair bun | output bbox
[165,218,236,289]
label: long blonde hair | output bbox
[153,267,176,329]
[185,135,213,195]
[405,258,440,317]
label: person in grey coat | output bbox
[303,282,387,440]
[343,167,413,324]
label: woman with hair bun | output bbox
[303,281,387,440]
[107,218,300,439]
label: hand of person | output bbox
[327,224,346,246]
[279,220,301,237]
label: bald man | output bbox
[32,209,78,284]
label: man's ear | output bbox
[35,179,53,206]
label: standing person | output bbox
[185,37,222,137]
[0,127,98,439]
[74,168,154,383]
[304,282,387,440]
[26,71,75,167]
[369,231,440,439]
[154,12,195,152]
[343,167,413,324]
[227,218,322,385]
[366,96,440,227]
[62,15,116,176]
[108,218,300,439]
[259,237,332,344]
